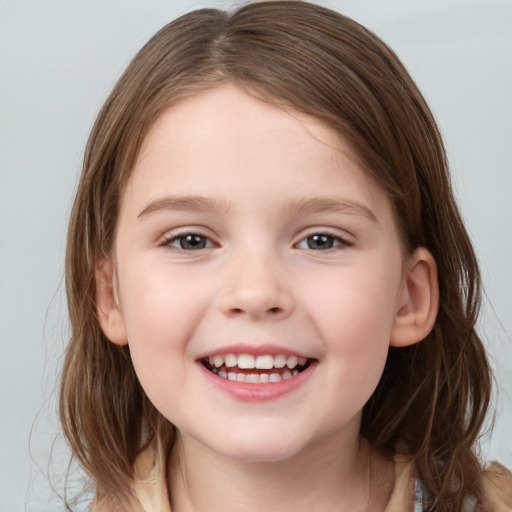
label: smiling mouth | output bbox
[201,353,312,384]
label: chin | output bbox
[203,428,312,464]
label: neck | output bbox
[168,428,394,512]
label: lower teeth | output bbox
[211,368,300,383]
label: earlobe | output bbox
[390,247,439,347]
[95,259,128,346]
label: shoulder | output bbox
[91,439,172,512]
[386,456,512,512]
[483,462,512,511]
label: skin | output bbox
[97,84,439,511]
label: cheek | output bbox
[303,261,401,383]
[312,280,395,423]
[121,260,200,333]
[117,263,210,381]
[307,266,399,340]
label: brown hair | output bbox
[60,1,493,509]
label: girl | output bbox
[59,1,512,510]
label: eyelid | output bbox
[296,227,354,242]
[158,226,219,251]
[294,228,354,251]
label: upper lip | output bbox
[196,343,313,360]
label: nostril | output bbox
[230,306,281,315]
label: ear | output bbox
[390,247,439,347]
[95,259,128,346]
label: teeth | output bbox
[255,355,274,369]
[225,353,237,367]
[237,354,255,369]
[211,367,302,384]
[273,355,287,368]
[207,353,308,371]
[286,356,298,368]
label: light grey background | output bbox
[1,0,511,510]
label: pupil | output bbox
[181,235,206,250]
[308,234,333,250]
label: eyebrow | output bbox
[282,197,378,223]
[138,194,377,223]
[138,195,230,218]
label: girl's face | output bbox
[108,85,410,462]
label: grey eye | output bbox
[169,234,213,250]
[304,234,336,250]
[297,233,350,251]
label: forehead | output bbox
[121,84,391,223]
[137,85,345,167]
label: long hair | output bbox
[60,2,492,509]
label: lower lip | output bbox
[198,362,316,402]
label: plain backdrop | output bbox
[1,0,511,510]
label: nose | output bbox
[219,251,294,321]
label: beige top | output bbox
[92,441,512,511]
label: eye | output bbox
[163,233,215,251]
[296,233,351,251]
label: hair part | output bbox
[60,2,492,509]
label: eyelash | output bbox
[160,230,353,253]
[295,232,353,251]
[160,232,216,252]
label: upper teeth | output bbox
[209,354,307,370]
